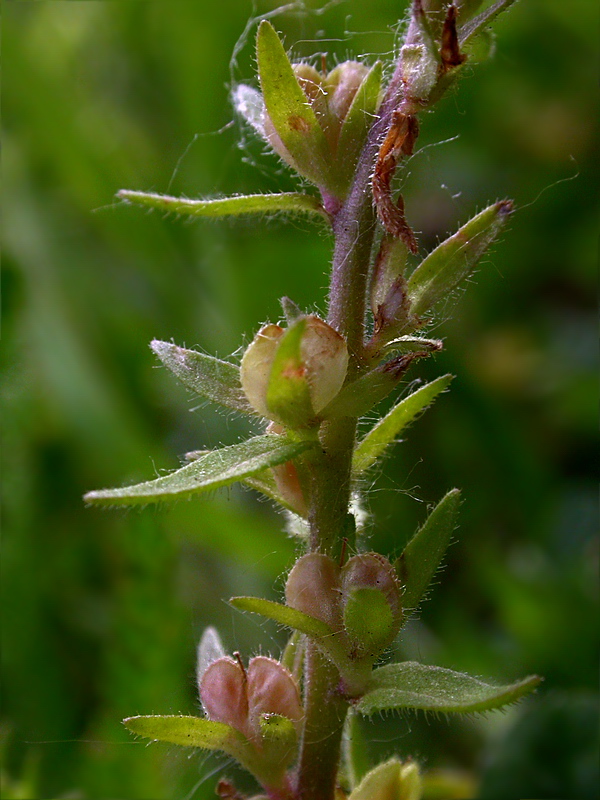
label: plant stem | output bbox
[293,643,349,800]
[295,56,412,797]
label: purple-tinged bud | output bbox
[326,61,370,125]
[200,657,250,738]
[199,655,302,745]
[341,554,402,659]
[246,656,303,736]
[285,553,342,631]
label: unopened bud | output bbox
[348,757,422,800]
[200,657,250,738]
[199,655,302,746]
[246,656,303,734]
[285,553,342,631]
[341,554,402,659]
[240,316,348,427]
[326,61,370,127]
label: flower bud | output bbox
[325,61,370,125]
[348,757,422,800]
[237,22,383,198]
[200,656,250,738]
[285,553,342,632]
[240,316,348,427]
[199,655,302,746]
[341,554,402,659]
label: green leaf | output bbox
[257,21,333,191]
[84,435,313,506]
[230,596,333,640]
[394,489,461,611]
[352,375,452,474]
[117,189,328,220]
[337,61,383,190]
[459,0,518,44]
[407,201,513,319]
[266,317,314,427]
[150,340,252,413]
[123,714,242,751]
[357,662,541,715]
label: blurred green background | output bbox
[2,1,598,798]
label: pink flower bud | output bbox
[285,553,342,631]
[246,656,303,735]
[341,553,402,659]
[199,655,302,745]
[325,61,370,127]
[200,657,250,737]
[341,553,402,619]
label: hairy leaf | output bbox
[357,662,541,715]
[459,0,518,44]
[123,715,242,750]
[352,375,452,474]
[230,596,334,639]
[151,340,252,413]
[257,21,333,191]
[395,488,461,611]
[117,189,328,219]
[84,435,313,506]
[407,201,513,319]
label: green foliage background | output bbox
[2,1,598,798]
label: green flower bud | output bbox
[341,553,402,659]
[348,757,422,800]
[240,315,348,427]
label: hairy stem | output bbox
[294,45,416,798]
[293,644,349,800]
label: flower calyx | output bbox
[240,315,349,429]
[234,21,383,201]
[285,552,403,695]
[199,651,303,788]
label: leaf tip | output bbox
[496,198,514,217]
